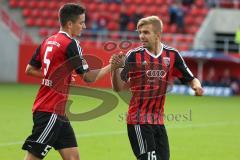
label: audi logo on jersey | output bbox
[146,70,167,78]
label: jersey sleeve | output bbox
[173,51,194,83]
[66,39,89,74]
[29,45,42,69]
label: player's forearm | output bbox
[25,64,43,78]
[83,64,111,83]
[111,69,126,92]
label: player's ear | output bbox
[66,21,73,29]
[156,32,161,39]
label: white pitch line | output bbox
[0,121,239,147]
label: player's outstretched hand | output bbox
[193,86,204,96]
[110,52,126,70]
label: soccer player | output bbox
[110,16,204,160]
[22,3,112,160]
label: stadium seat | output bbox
[38,1,48,9]
[42,10,52,18]
[185,15,195,26]
[25,17,35,27]
[124,0,132,5]
[28,1,38,9]
[18,0,27,8]
[39,28,49,37]
[159,5,169,16]
[88,3,97,12]
[145,0,155,5]
[162,35,173,44]
[22,8,31,17]
[195,0,205,8]
[98,3,108,12]
[35,18,45,27]
[32,9,41,18]
[133,0,142,5]
[186,25,199,35]
[9,0,18,8]
[107,21,118,31]
[109,3,120,13]
[169,24,177,33]
[127,22,136,31]
[156,0,166,5]
[177,44,190,51]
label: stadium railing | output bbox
[0,6,33,43]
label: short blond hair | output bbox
[137,16,163,33]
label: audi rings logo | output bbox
[146,70,166,78]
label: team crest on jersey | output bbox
[163,57,170,66]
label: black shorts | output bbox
[22,111,77,159]
[127,124,170,160]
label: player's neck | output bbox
[60,28,73,38]
[148,41,161,55]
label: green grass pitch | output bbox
[0,83,239,160]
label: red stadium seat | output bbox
[159,5,168,16]
[145,0,155,5]
[162,35,173,44]
[9,0,19,8]
[42,10,52,18]
[98,3,108,12]
[28,1,38,9]
[32,9,41,18]
[195,0,205,8]
[169,24,177,33]
[184,36,194,44]
[22,8,31,17]
[127,5,136,15]
[175,35,186,42]
[25,17,35,27]
[124,0,132,5]
[156,0,166,5]
[48,2,59,10]
[133,0,142,5]
[39,28,49,37]
[194,16,205,26]
[177,44,190,51]
[45,19,56,28]
[35,18,45,27]
[107,21,118,31]
[186,26,198,35]
[139,5,147,13]
[18,0,28,8]
[38,1,48,9]
[88,3,97,12]
[147,5,158,15]
[127,22,136,31]
[185,15,195,26]
[108,32,120,40]
[200,8,208,16]
[109,3,120,13]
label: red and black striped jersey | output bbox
[121,43,194,124]
[29,31,89,115]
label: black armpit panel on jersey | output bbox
[120,51,136,82]
[66,40,89,74]
[29,45,42,68]
[174,51,194,83]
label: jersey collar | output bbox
[58,31,72,39]
[145,43,163,58]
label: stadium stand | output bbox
[1,0,239,94]
[7,0,211,50]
